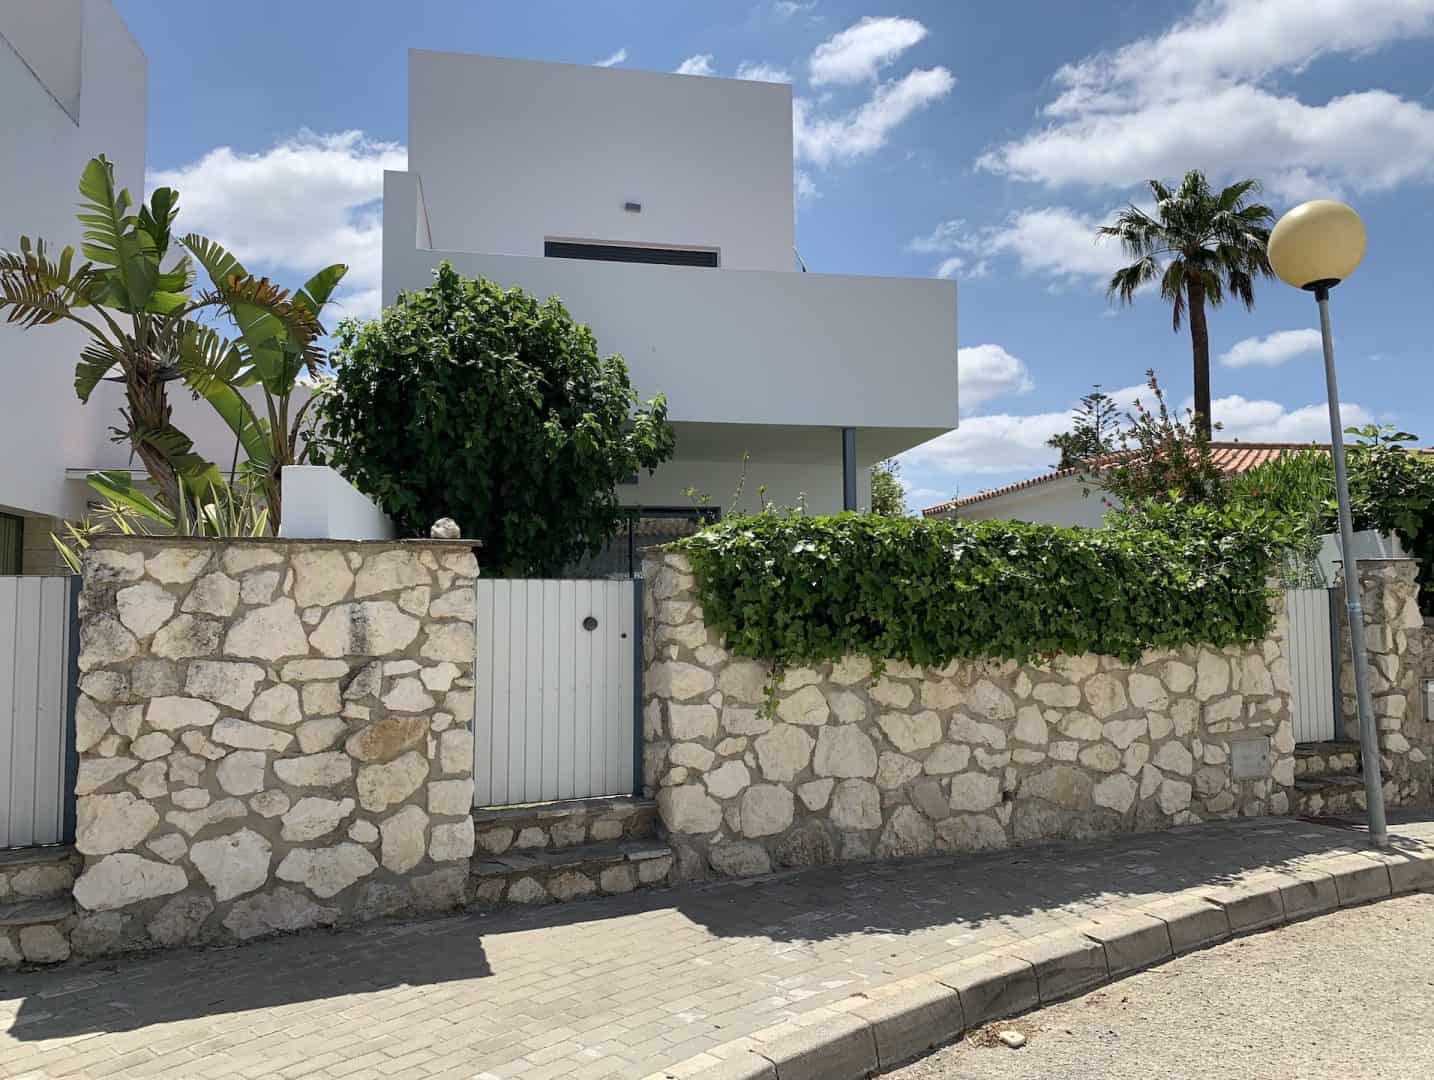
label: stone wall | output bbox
[642,552,1422,881]
[1332,559,1434,804]
[69,536,478,955]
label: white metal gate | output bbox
[0,576,78,848]
[1286,587,1337,744]
[473,579,638,806]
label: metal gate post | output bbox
[61,575,81,844]
[632,575,645,796]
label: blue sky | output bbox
[115,0,1434,512]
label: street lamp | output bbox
[1268,200,1388,848]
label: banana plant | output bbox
[177,236,347,529]
[0,156,323,513]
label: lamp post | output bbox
[1268,200,1388,848]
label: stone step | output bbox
[469,838,674,908]
[0,896,75,967]
[473,795,658,857]
[0,844,80,903]
[0,895,74,928]
[1293,741,1362,781]
[1293,771,1374,819]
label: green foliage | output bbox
[1094,371,1226,506]
[869,459,906,516]
[2,155,336,520]
[1048,387,1119,469]
[176,237,346,528]
[1344,426,1434,614]
[678,509,1278,668]
[313,263,676,575]
[52,471,269,573]
[1215,426,1434,608]
[1226,448,1331,587]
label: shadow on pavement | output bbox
[4,813,1431,1043]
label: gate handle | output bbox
[582,615,598,632]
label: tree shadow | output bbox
[4,813,1430,1047]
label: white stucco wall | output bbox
[384,177,956,439]
[628,458,874,517]
[0,0,146,522]
[944,475,1117,528]
[278,466,397,540]
[407,51,794,271]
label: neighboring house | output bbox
[383,51,958,536]
[0,0,146,572]
[923,442,1329,526]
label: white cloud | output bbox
[794,168,821,204]
[675,54,716,76]
[902,410,1075,477]
[774,0,818,18]
[149,130,406,321]
[980,0,1434,195]
[1210,394,1373,440]
[595,48,628,68]
[907,219,966,254]
[1049,0,1434,114]
[1220,328,1323,368]
[935,257,964,280]
[809,16,928,85]
[951,207,1128,285]
[735,61,792,83]
[794,67,954,166]
[957,344,1035,413]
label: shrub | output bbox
[1091,371,1225,506]
[313,263,675,575]
[678,509,1280,668]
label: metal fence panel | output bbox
[1286,587,1337,744]
[0,576,77,848]
[474,578,638,807]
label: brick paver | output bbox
[2,815,1430,1079]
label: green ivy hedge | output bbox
[676,509,1278,667]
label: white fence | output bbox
[1286,587,1338,744]
[0,576,77,848]
[473,578,639,807]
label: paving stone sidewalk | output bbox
[3,814,1431,1080]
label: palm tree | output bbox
[1098,171,1275,439]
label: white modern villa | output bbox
[384,51,958,547]
[0,0,147,572]
[2,20,959,574]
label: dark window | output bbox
[544,240,719,268]
[0,513,23,575]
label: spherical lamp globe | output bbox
[1267,200,1367,291]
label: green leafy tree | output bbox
[1047,387,1120,469]
[1097,371,1226,507]
[870,459,906,516]
[0,156,320,512]
[1099,171,1276,439]
[313,263,676,575]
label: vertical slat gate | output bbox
[1286,587,1337,744]
[473,578,637,806]
[0,576,77,848]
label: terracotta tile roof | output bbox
[922,442,1340,518]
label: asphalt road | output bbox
[890,891,1434,1080]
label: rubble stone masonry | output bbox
[68,536,478,955]
[643,552,1432,881]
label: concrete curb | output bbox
[656,845,1434,1080]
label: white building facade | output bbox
[0,0,147,572]
[383,51,958,533]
